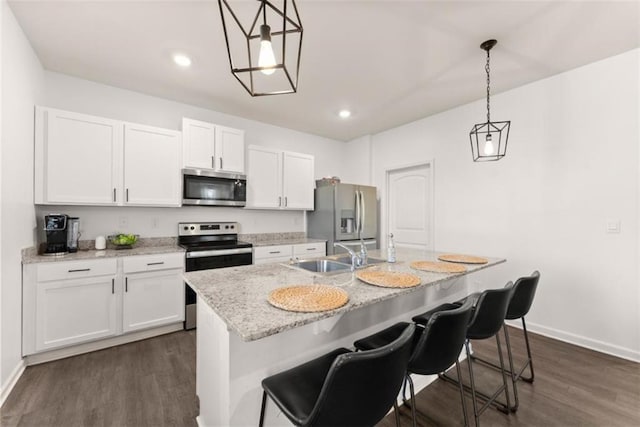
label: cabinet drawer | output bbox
[253,245,293,260]
[37,259,117,282]
[123,253,184,273]
[293,243,326,257]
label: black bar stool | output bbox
[354,299,475,427]
[471,271,540,411]
[414,285,514,426]
[258,323,415,427]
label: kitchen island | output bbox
[184,248,505,427]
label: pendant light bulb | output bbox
[258,24,276,75]
[484,133,495,155]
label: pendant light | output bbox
[469,39,510,162]
[218,0,303,96]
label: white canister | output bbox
[95,235,106,250]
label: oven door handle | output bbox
[186,247,253,258]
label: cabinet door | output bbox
[293,242,326,260]
[246,146,282,209]
[35,276,117,352]
[215,126,245,173]
[123,123,182,206]
[183,118,216,169]
[282,151,314,210]
[123,269,184,333]
[35,107,121,205]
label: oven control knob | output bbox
[230,225,234,229]
[190,226,195,230]
[225,225,229,229]
[183,226,188,230]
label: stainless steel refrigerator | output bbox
[307,182,378,255]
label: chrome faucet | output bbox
[358,238,368,266]
[333,242,367,271]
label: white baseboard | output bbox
[506,320,640,363]
[0,360,26,407]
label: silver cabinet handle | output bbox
[68,268,90,273]
[126,188,129,202]
[112,278,115,294]
[113,188,116,202]
[269,251,281,254]
[284,196,288,207]
[125,277,128,292]
[278,196,282,207]
[212,156,215,169]
[219,157,223,170]
[306,247,317,251]
[147,262,165,266]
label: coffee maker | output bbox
[43,214,69,255]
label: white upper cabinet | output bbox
[246,145,314,210]
[182,118,245,174]
[123,123,182,206]
[35,106,183,207]
[35,107,122,205]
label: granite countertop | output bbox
[22,237,184,264]
[184,248,505,342]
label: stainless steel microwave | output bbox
[182,168,247,207]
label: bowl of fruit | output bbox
[108,233,139,250]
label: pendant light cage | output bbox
[469,39,510,162]
[218,0,303,96]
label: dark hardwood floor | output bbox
[2,327,639,426]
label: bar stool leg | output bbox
[259,391,267,427]
[393,401,401,427]
[406,375,417,427]
[455,359,469,427]
[502,325,519,412]
[520,318,535,382]
[495,333,512,414]
[464,340,481,427]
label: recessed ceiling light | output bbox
[338,110,351,119]
[173,54,192,67]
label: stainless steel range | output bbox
[179,222,253,329]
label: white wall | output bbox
[341,135,372,185]
[40,72,348,238]
[1,0,44,397]
[372,49,640,361]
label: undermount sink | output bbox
[331,256,387,266]
[290,259,352,274]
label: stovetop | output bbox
[177,221,252,252]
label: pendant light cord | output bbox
[486,48,491,124]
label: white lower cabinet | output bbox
[253,242,326,265]
[23,253,184,356]
[35,274,117,353]
[122,254,184,333]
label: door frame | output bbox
[383,160,435,251]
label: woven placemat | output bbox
[268,285,349,313]
[355,270,421,288]
[410,260,467,273]
[438,254,489,264]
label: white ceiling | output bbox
[8,0,640,141]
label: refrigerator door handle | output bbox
[359,190,365,233]
[354,191,360,234]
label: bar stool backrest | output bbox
[506,271,540,320]
[409,298,475,375]
[306,323,415,426]
[466,285,514,340]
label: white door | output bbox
[123,269,184,333]
[123,123,182,206]
[215,126,245,173]
[183,118,216,169]
[246,146,282,208]
[282,151,314,210]
[386,163,433,250]
[35,276,117,352]
[37,107,121,205]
